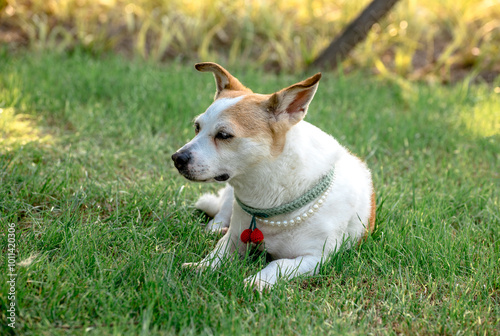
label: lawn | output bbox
[0,51,499,335]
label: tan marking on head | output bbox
[219,95,272,137]
[217,90,253,100]
[196,64,321,157]
[218,94,293,156]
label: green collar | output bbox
[235,167,335,219]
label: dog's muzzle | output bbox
[172,150,230,182]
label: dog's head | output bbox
[172,62,321,183]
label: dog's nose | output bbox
[171,151,191,169]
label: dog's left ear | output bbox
[267,73,321,125]
[195,62,251,100]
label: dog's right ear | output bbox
[266,73,322,126]
[195,62,251,100]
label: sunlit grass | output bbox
[0,107,52,151]
[459,90,500,137]
[2,0,499,79]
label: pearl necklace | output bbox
[253,184,332,227]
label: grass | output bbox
[0,50,499,335]
[1,0,499,80]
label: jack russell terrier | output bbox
[172,63,375,291]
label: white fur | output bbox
[203,96,245,119]
[177,73,374,292]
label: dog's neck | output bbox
[229,122,339,209]
[230,159,312,209]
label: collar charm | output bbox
[240,215,264,244]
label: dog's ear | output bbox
[266,73,321,125]
[195,62,251,100]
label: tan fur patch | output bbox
[217,90,254,100]
[368,188,376,233]
[358,184,376,244]
[218,94,289,156]
[208,72,321,157]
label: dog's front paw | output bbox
[205,219,229,234]
[182,262,209,272]
[244,276,272,293]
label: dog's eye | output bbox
[194,123,200,134]
[215,131,233,140]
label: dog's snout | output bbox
[171,151,191,169]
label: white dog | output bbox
[172,63,375,291]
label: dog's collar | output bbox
[237,167,335,244]
[236,167,335,219]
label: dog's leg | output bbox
[195,185,233,233]
[207,185,233,233]
[182,231,237,271]
[244,255,322,292]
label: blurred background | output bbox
[1,0,499,83]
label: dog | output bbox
[172,62,375,291]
